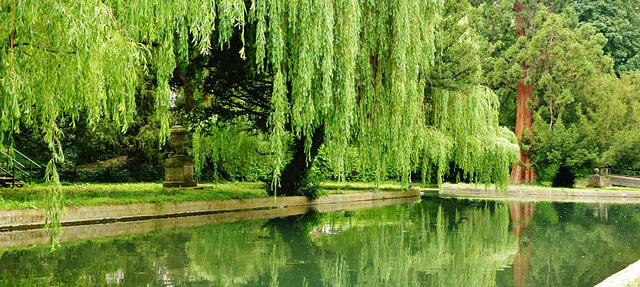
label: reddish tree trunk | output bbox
[510,1,536,184]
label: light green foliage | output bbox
[421,0,519,188]
[193,118,272,182]
[425,87,519,188]
[254,0,445,190]
[0,0,140,244]
[312,0,518,187]
[0,0,246,243]
[578,72,640,169]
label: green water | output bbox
[1,198,640,286]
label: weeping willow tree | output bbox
[418,0,519,187]
[422,87,519,187]
[249,0,445,194]
[192,0,518,194]
[0,0,247,244]
[1,0,517,242]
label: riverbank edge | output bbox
[595,258,640,287]
[439,184,640,203]
[0,196,422,250]
[0,189,421,230]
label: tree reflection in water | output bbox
[509,202,536,287]
[307,201,518,286]
[2,198,640,286]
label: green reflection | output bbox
[312,202,517,286]
[498,202,640,287]
[0,199,639,286]
[187,220,290,286]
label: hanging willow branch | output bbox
[0,0,248,246]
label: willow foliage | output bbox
[252,0,443,190]
[1,0,517,230]
[423,87,519,188]
[415,0,519,188]
[0,0,247,244]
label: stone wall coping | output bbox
[440,185,640,204]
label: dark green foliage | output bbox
[59,166,132,184]
[533,118,596,183]
[567,0,640,73]
[57,162,164,184]
[472,0,640,183]
[295,166,326,199]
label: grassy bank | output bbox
[0,182,410,211]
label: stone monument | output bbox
[163,125,197,188]
[587,168,612,188]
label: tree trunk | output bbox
[271,125,325,197]
[173,63,196,112]
[510,1,536,184]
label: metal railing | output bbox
[0,146,43,187]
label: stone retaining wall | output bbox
[0,190,421,230]
[611,175,640,189]
[0,195,420,249]
[440,185,640,204]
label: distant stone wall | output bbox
[440,185,640,204]
[611,175,640,188]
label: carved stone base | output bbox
[587,174,612,188]
[163,155,197,188]
[587,174,605,188]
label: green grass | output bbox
[0,181,414,211]
[0,182,268,210]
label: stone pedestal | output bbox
[163,125,197,188]
[587,168,612,188]
[587,174,605,188]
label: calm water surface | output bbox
[1,197,640,286]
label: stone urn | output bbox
[163,125,197,188]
